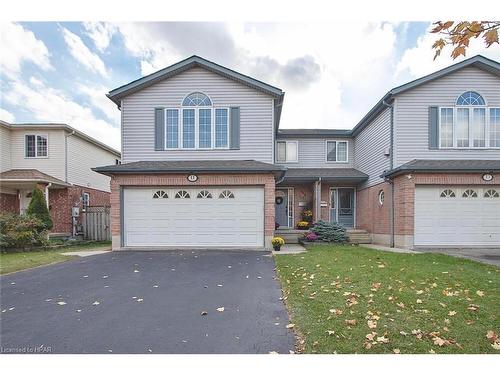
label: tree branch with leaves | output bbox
[431,21,499,60]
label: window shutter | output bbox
[428,106,439,149]
[154,108,165,151]
[230,107,240,150]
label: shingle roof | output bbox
[383,159,500,178]
[0,169,71,186]
[93,160,286,176]
[281,168,368,183]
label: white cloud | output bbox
[83,22,116,52]
[397,23,500,78]
[61,27,108,77]
[3,77,120,150]
[0,108,15,123]
[115,22,401,129]
[78,84,121,124]
[0,22,52,78]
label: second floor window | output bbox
[165,92,229,150]
[276,141,298,163]
[326,140,348,162]
[25,134,48,158]
[439,91,500,149]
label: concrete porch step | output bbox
[347,229,372,244]
[275,229,307,244]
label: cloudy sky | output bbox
[1,21,499,150]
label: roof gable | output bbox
[107,55,285,106]
[351,55,500,136]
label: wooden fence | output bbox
[82,206,111,241]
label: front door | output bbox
[19,189,32,215]
[330,188,355,228]
[275,189,289,228]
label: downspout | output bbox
[45,183,52,208]
[382,98,395,247]
[316,177,322,221]
[65,130,76,182]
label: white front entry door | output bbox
[414,185,500,247]
[123,187,264,248]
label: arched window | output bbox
[462,189,477,198]
[182,92,212,106]
[175,190,190,199]
[484,189,500,198]
[197,190,213,199]
[153,190,168,199]
[219,190,235,199]
[456,91,485,106]
[440,189,456,198]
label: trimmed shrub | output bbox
[310,220,349,243]
[26,188,53,230]
[0,214,49,251]
[304,231,319,242]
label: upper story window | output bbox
[439,91,500,149]
[164,92,229,150]
[326,140,348,162]
[276,141,298,163]
[25,134,48,158]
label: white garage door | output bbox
[414,186,500,247]
[123,187,264,248]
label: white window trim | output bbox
[276,140,299,163]
[24,133,49,159]
[164,107,230,150]
[325,140,349,163]
[438,105,500,150]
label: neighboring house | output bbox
[94,55,500,251]
[0,121,121,236]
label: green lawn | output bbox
[0,241,111,275]
[275,244,500,354]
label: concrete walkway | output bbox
[364,244,420,254]
[60,250,110,257]
[273,244,306,255]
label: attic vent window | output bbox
[456,91,485,106]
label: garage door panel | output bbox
[415,186,500,247]
[123,187,264,248]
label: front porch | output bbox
[275,168,371,243]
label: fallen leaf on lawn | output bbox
[393,348,400,354]
[345,319,357,326]
[397,302,405,308]
[216,307,225,312]
[439,302,447,308]
[448,311,457,316]
[416,290,424,295]
[467,304,479,311]
[286,323,295,329]
[412,329,423,339]
[400,331,408,336]
[329,308,343,315]
[432,336,451,347]
[365,332,377,341]
[476,290,485,297]
[371,282,381,291]
[363,341,372,349]
[491,342,500,350]
[416,299,423,304]
[326,330,335,336]
[57,301,67,306]
[367,320,377,329]
[486,330,497,342]
[378,264,385,268]
[201,311,208,316]
[429,349,435,354]
[377,336,389,343]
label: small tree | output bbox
[26,187,53,230]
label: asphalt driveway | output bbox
[0,250,295,354]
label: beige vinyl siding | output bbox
[67,134,115,192]
[10,129,66,180]
[121,67,275,163]
[354,107,392,187]
[274,138,355,168]
[0,126,11,172]
[394,66,500,166]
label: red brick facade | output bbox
[0,192,19,214]
[110,173,276,249]
[0,186,110,235]
[356,181,391,235]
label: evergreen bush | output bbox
[26,188,53,230]
[310,220,349,243]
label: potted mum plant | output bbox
[271,236,285,251]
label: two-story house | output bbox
[94,55,500,251]
[0,121,121,237]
